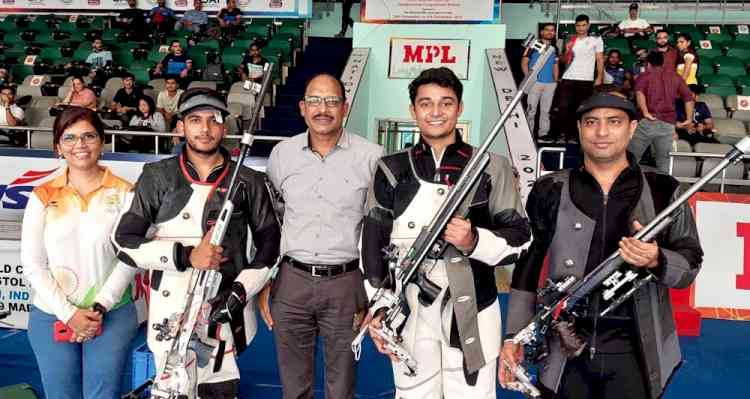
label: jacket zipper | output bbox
[590,190,608,359]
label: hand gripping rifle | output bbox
[124,63,274,399]
[509,137,750,392]
[351,35,553,376]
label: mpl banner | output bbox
[389,38,470,79]
[0,0,311,17]
[362,0,498,23]
[690,192,750,321]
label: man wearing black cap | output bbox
[500,93,703,399]
[113,88,281,398]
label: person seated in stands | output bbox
[0,85,25,146]
[54,76,98,113]
[110,73,144,122]
[676,98,718,146]
[238,42,268,83]
[156,76,183,129]
[117,0,147,39]
[130,95,166,132]
[618,3,651,39]
[217,0,242,40]
[85,38,113,86]
[0,67,13,87]
[603,49,632,95]
[149,0,176,33]
[175,0,209,34]
[630,47,648,77]
[152,40,193,83]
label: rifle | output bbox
[124,63,274,399]
[507,136,750,395]
[351,34,554,376]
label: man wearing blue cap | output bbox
[501,93,703,399]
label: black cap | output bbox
[576,93,638,120]
[177,87,230,118]
[629,2,639,9]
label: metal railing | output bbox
[0,125,287,155]
[669,150,750,192]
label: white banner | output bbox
[362,0,497,23]
[389,38,470,79]
[0,0,310,17]
[693,195,750,320]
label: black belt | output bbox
[282,256,359,277]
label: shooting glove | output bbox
[208,281,247,324]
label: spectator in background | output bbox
[85,38,113,70]
[676,33,699,92]
[239,42,269,83]
[129,95,166,132]
[556,14,604,142]
[55,76,98,113]
[630,47,649,77]
[618,3,651,39]
[603,49,632,94]
[0,67,11,87]
[335,0,355,38]
[153,40,193,82]
[676,98,718,146]
[111,73,144,123]
[629,51,694,172]
[156,76,183,129]
[653,30,679,73]
[149,0,176,33]
[175,0,209,33]
[117,0,147,38]
[0,85,24,127]
[217,0,242,40]
[522,23,558,141]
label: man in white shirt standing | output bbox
[618,3,651,39]
[556,14,604,142]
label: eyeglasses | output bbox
[60,132,100,146]
[303,95,343,108]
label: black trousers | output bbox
[542,351,649,399]
[341,0,355,31]
[555,79,595,141]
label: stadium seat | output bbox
[129,66,151,85]
[222,53,245,72]
[725,95,750,122]
[148,79,166,92]
[698,93,727,119]
[713,118,747,144]
[726,43,750,59]
[734,75,750,94]
[105,77,124,92]
[696,142,745,180]
[23,105,49,127]
[696,47,721,60]
[187,81,217,90]
[671,139,697,178]
[713,55,746,76]
[16,84,42,98]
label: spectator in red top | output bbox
[628,51,694,172]
[652,30,679,73]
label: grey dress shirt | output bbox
[266,130,383,265]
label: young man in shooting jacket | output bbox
[500,93,703,399]
[112,88,281,398]
[363,67,532,397]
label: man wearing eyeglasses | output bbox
[259,73,383,399]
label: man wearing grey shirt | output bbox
[260,73,383,399]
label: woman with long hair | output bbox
[129,95,167,132]
[676,32,700,92]
[21,107,138,398]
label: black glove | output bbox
[208,281,247,324]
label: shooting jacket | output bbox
[506,157,703,399]
[112,148,281,356]
[362,133,532,377]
